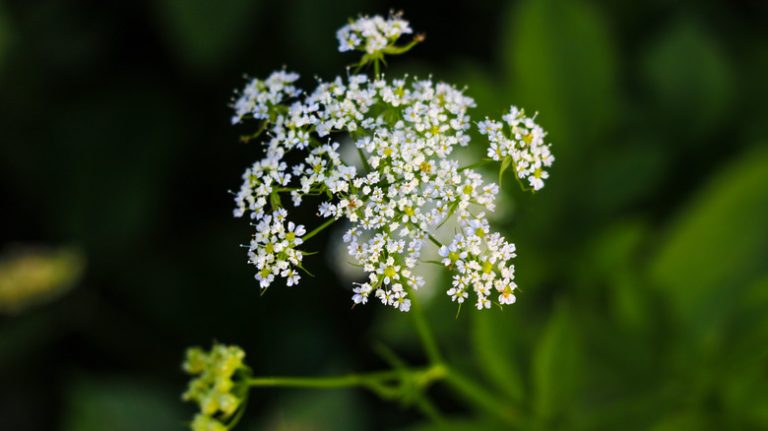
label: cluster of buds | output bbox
[229,13,554,311]
[182,344,248,431]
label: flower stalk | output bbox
[182,10,552,431]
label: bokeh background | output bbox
[1,0,767,430]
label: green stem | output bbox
[382,35,424,56]
[301,217,337,242]
[404,282,443,366]
[407,221,442,247]
[425,232,442,248]
[240,120,269,143]
[402,269,522,426]
[225,390,249,429]
[356,147,372,173]
[413,395,446,424]
[443,367,521,426]
[246,365,445,395]
[248,370,398,389]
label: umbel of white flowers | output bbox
[229,13,554,312]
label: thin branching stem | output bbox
[301,217,337,242]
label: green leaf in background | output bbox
[156,0,260,71]
[718,276,768,428]
[471,311,524,403]
[585,139,671,216]
[532,302,582,423]
[643,20,732,141]
[447,62,508,119]
[588,220,653,333]
[61,377,185,431]
[650,145,768,338]
[650,412,712,431]
[503,0,618,146]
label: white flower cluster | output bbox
[337,13,412,54]
[248,209,305,289]
[231,70,301,125]
[229,14,554,312]
[478,106,554,191]
[439,217,518,309]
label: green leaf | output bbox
[649,145,768,338]
[503,0,617,146]
[650,412,712,431]
[718,276,768,427]
[471,311,524,402]
[447,63,508,119]
[585,140,671,215]
[643,20,732,140]
[532,302,582,422]
[586,220,653,332]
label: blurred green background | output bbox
[1,0,767,430]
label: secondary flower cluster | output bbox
[478,106,554,191]
[337,12,412,54]
[183,344,247,431]
[230,14,554,311]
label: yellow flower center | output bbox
[482,260,493,274]
[523,133,533,145]
[384,266,397,278]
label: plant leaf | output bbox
[649,145,768,339]
[471,311,525,402]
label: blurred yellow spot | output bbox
[0,245,84,314]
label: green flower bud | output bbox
[182,343,247,428]
[183,347,207,375]
[191,414,227,431]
